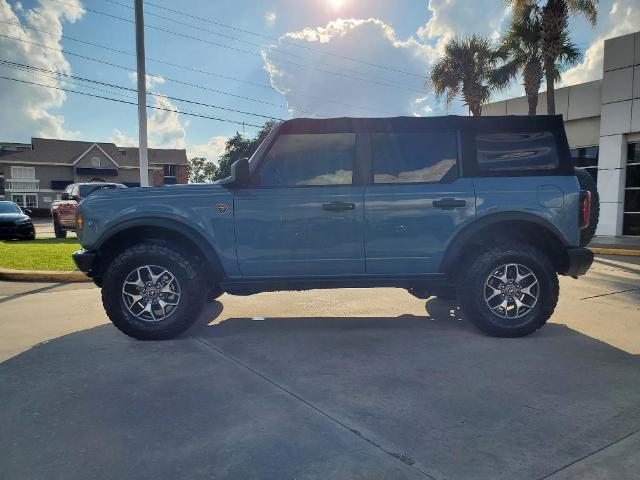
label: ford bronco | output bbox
[73,116,595,340]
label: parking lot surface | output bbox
[1,255,639,479]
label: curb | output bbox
[0,268,91,283]
[588,247,640,257]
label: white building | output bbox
[483,30,640,237]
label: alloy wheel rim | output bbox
[121,265,181,322]
[484,263,539,320]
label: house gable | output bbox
[73,144,119,168]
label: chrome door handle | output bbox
[322,202,356,212]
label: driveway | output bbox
[0,255,639,479]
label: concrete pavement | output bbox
[0,255,639,479]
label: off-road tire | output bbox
[576,169,599,246]
[53,219,66,239]
[457,243,559,338]
[101,242,206,340]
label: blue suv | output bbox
[73,115,595,340]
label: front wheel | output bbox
[457,243,559,338]
[101,242,206,340]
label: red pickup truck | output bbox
[51,182,126,238]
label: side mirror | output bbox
[230,158,251,186]
[60,192,70,201]
[23,208,32,216]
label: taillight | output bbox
[579,190,591,229]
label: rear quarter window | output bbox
[476,132,559,172]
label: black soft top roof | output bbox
[278,115,565,134]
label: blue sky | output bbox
[1,0,639,161]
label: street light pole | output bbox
[134,0,149,187]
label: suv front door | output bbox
[363,131,475,274]
[234,132,365,276]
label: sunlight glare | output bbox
[329,0,345,10]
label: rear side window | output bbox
[259,133,355,187]
[372,132,458,184]
[476,132,559,172]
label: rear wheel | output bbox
[457,243,558,338]
[101,242,206,340]
[53,218,66,239]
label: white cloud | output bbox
[560,0,640,86]
[418,0,510,53]
[128,71,166,90]
[263,18,434,117]
[188,135,227,161]
[0,0,85,141]
[147,95,187,149]
[265,11,276,27]
[109,128,137,147]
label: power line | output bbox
[46,0,424,94]
[0,74,265,128]
[139,0,425,79]
[0,59,284,121]
[101,0,423,90]
[0,32,294,112]
[0,29,395,115]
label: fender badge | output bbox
[216,203,228,214]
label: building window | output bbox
[163,164,178,184]
[570,146,599,184]
[11,166,35,179]
[91,156,101,167]
[11,193,37,208]
[623,143,640,236]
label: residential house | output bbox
[0,138,188,210]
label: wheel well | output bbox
[93,225,222,281]
[442,220,568,276]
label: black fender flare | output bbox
[95,216,225,276]
[440,212,569,273]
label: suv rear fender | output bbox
[440,212,570,275]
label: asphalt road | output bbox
[0,255,639,479]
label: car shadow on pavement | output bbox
[2,298,640,480]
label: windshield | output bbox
[0,202,21,214]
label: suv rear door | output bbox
[234,132,366,276]
[363,130,475,274]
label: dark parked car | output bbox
[51,182,126,238]
[0,201,35,240]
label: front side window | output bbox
[477,132,559,172]
[372,132,458,184]
[258,133,355,187]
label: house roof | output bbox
[0,138,188,166]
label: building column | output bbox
[596,134,626,235]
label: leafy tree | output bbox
[215,120,279,180]
[187,157,219,183]
[500,2,581,115]
[429,35,512,116]
[506,0,597,115]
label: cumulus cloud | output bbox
[108,128,137,147]
[560,0,640,86]
[128,71,166,90]
[263,18,433,117]
[0,0,85,140]
[188,135,227,161]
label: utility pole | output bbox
[134,0,149,186]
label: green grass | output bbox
[0,238,80,271]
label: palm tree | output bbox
[506,0,598,115]
[500,3,581,115]
[429,35,511,116]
